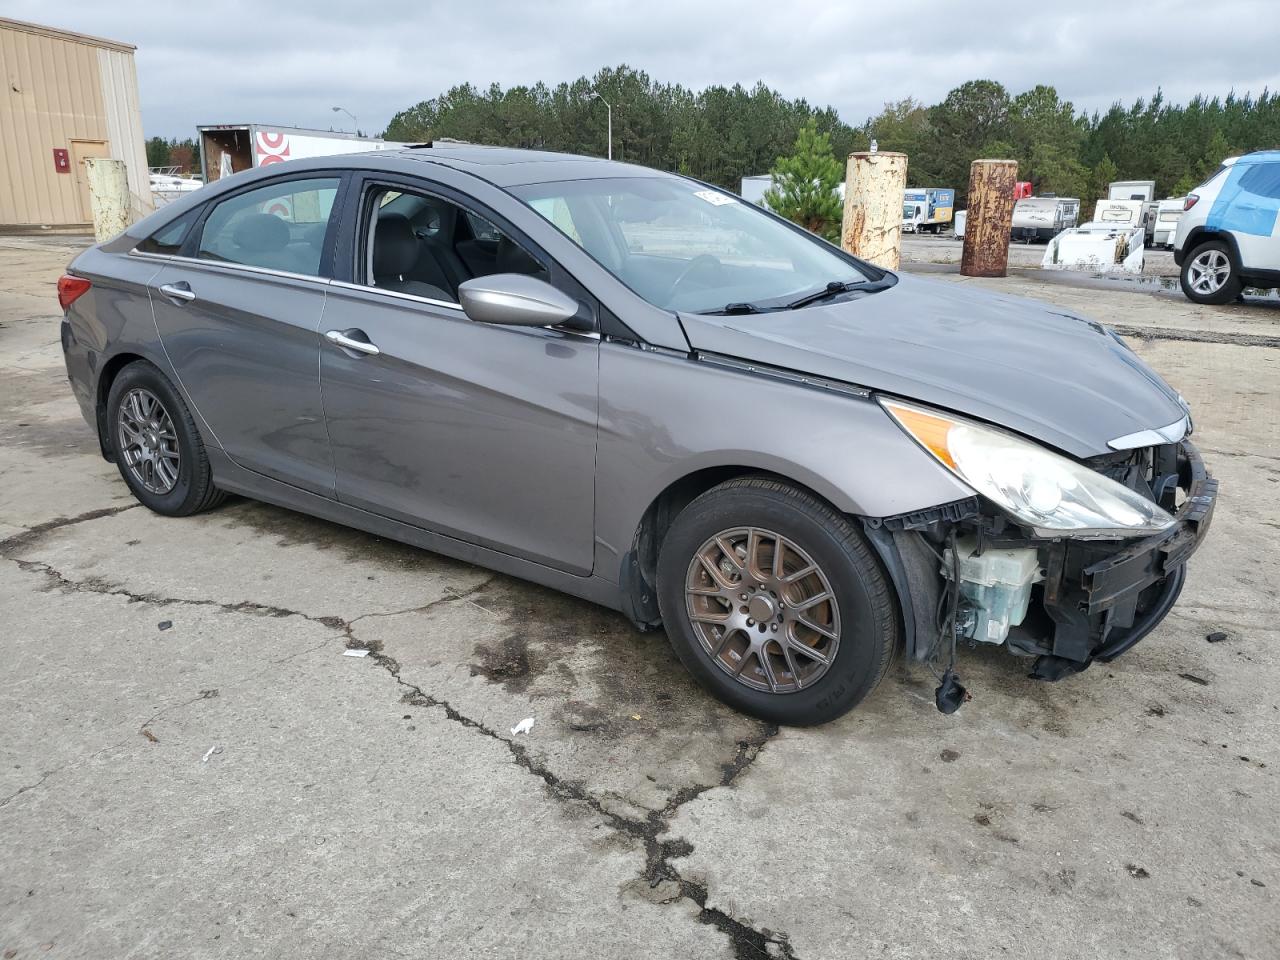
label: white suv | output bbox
[1174,151,1280,304]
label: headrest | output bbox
[496,235,543,276]
[232,213,290,253]
[374,213,419,278]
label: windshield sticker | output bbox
[694,190,736,206]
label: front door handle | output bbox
[158,282,195,304]
[325,329,381,356]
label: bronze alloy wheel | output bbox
[685,526,840,693]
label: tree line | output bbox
[384,67,1280,213]
[146,137,201,174]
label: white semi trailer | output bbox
[197,124,404,184]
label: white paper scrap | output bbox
[511,717,535,736]
[344,649,371,658]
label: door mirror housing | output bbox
[458,274,581,328]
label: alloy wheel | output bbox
[684,526,840,693]
[1187,248,1231,295]
[117,387,180,494]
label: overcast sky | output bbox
[11,0,1280,139]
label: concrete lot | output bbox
[1,235,1277,959]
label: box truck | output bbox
[901,187,955,233]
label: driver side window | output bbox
[364,186,548,304]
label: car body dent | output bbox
[677,272,1186,458]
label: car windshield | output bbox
[510,177,876,314]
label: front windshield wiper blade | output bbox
[786,278,892,310]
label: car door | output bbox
[146,174,345,497]
[318,177,599,576]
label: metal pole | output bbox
[841,150,908,270]
[332,106,359,135]
[960,159,1018,277]
[589,92,612,160]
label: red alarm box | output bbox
[53,148,70,173]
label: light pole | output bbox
[588,91,612,160]
[332,106,359,136]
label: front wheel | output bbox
[656,477,899,725]
[1180,240,1243,305]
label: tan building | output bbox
[0,17,152,233]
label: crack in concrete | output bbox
[0,502,140,553]
[363,639,794,959]
[1109,324,1280,349]
[3,523,795,957]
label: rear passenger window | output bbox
[196,177,340,276]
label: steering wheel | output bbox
[665,254,723,302]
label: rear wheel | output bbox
[106,361,226,516]
[657,477,898,725]
[1180,240,1242,305]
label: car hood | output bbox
[677,273,1186,458]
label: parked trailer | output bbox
[901,187,955,233]
[1010,197,1080,242]
[1108,180,1156,201]
[197,124,404,184]
[1042,199,1146,273]
[1152,198,1186,248]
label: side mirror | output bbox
[458,273,580,328]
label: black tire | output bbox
[106,360,226,516]
[656,477,899,726]
[1180,240,1243,305]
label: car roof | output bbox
[1237,150,1280,166]
[123,145,683,239]
[389,144,676,187]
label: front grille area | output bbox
[1085,443,1181,512]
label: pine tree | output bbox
[762,121,844,242]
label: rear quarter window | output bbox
[137,208,201,255]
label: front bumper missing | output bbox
[1030,440,1217,674]
[865,440,1218,678]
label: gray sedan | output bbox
[57,145,1216,724]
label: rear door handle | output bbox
[325,329,381,356]
[158,282,195,304]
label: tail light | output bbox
[57,275,92,311]
[1183,194,1199,212]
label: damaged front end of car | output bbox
[862,399,1218,713]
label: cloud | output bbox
[9,0,1279,138]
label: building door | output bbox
[70,140,110,222]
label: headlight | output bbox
[881,398,1175,538]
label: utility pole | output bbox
[589,91,612,160]
[332,106,360,136]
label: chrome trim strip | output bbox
[129,249,334,287]
[327,279,464,312]
[1107,415,1189,450]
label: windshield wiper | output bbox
[785,279,874,310]
[699,301,775,316]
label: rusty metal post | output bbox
[960,159,1018,277]
[842,151,908,270]
[84,157,133,241]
